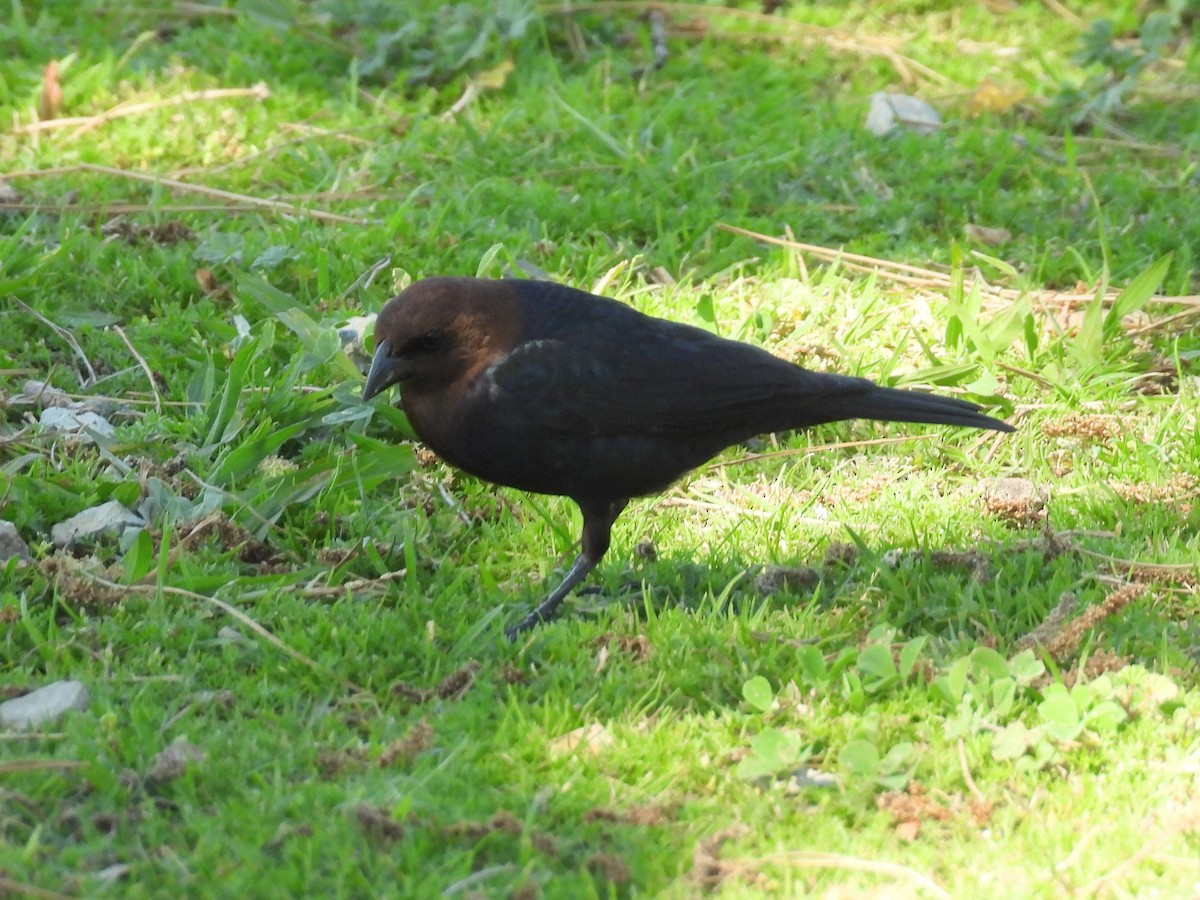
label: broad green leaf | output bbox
[898,635,927,679]
[1038,690,1082,741]
[742,676,774,713]
[736,728,803,780]
[838,739,880,777]
[798,644,828,685]
[122,528,154,583]
[856,643,897,681]
[1104,253,1171,334]
[969,647,1009,680]
[992,721,1037,761]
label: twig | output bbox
[114,326,163,414]
[1039,0,1085,27]
[0,759,87,773]
[709,433,939,469]
[633,10,670,79]
[177,469,285,538]
[4,163,371,225]
[0,201,318,216]
[755,851,950,898]
[1040,133,1188,159]
[295,569,409,599]
[10,297,98,386]
[442,864,520,896]
[1081,802,1200,896]
[440,59,515,120]
[1128,306,1200,336]
[717,223,1200,310]
[1056,822,1103,874]
[12,84,270,138]
[1076,547,1200,574]
[437,482,475,527]
[279,121,377,146]
[0,876,73,900]
[173,122,381,177]
[79,570,367,694]
[996,362,1058,389]
[957,739,986,803]
[59,391,200,408]
[338,254,393,301]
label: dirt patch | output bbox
[1016,584,1144,663]
[160,511,282,571]
[390,661,481,705]
[39,556,125,609]
[1041,414,1120,443]
[1103,558,1199,590]
[378,719,434,767]
[591,633,654,662]
[499,664,530,684]
[101,219,195,246]
[688,824,757,889]
[1057,648,1132,688]
[583,803,675,826]
[316,748,368,779]
[1111,473,1199,514]
[755,565,821,595]
[448,811,523,840]
[877,782,953,841]
[353,804,406,841]
[823,541,857,568]
[634,539,658,561]
[980,477,1048,527]
[586,853,632,884]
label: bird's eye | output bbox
[419,328,446,351]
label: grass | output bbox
[3,0,1200,896]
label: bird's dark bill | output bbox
[363,340,412,401]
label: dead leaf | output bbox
[967,77,1027,116]
[195,268,228,299]
[145,739,206,784]
[40,60,63,120]
[551,723,613,756]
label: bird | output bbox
[362,277,1014,638]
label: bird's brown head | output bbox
[362,277,523,402]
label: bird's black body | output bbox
[363,277,1013,636]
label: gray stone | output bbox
[866,92,941,137]
[51,500,145,548]
[0,520,32,565]
[0,680,89,729]
[39,406,115,440]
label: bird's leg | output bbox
[505,551,598,639]
[505,497,628,639]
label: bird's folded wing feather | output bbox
[486,325,869,437]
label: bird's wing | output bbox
[485,322,866,438]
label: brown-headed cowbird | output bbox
[363,277,1013,637]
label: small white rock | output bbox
[39,406,116,440]
[0,680,90,729]
[866,92,942,137]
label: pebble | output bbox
[0,680,90,729]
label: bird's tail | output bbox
[834,384,1014,433]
